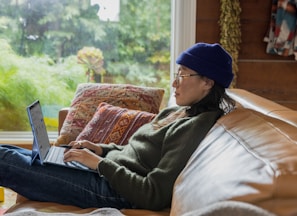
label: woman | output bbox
[0,42,235,211]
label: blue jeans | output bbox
[0,145,133,209]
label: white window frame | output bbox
[0,0,197,145]
[169,0,196,104]
[170,0,196,82]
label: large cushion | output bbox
[76,102,156,145]
[171,108,297,216]
[56,83,164,145]
[5,194,170,215]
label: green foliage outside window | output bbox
[0,39,85,131]
[0,0,171,131]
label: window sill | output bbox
[0,131,58,145]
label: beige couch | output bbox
[5,89,297,216]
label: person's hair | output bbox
[186,83,235,117]
[152,83,235,130]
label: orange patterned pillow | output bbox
[56,83,164,145]
[76,102,156,145]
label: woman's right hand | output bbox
[69,140,103,156]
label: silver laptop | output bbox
[27,100,96,173]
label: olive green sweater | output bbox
[98,106,221,210]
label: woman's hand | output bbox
[62,140,103,170]
[68,140,103,156]
[63,147,102,170]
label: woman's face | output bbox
[172,65,214,106]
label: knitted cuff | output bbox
[96,161,103,177]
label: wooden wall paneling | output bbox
[196,21,220,43]
[239,1,271,59]
[237,0,297,109]
[196,0,220,43]
[195,0,297,110]
[196,0,220,19]
[237,61,297,109]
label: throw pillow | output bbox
[76,102,156,145]
[56,83,164,145]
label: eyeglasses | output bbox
[174,73,200,86]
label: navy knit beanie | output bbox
[176,43,233,88]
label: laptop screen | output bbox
[27,100,51,163]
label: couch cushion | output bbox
[5,198,170,216]
[55,83,164,145]
[76,102,156,145]
[171,108,297,216]
[182,201,276,216]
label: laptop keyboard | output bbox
[46,146,95,172]
[46,146,65,164]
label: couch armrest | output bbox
[58,107,69,134]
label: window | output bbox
[0,0,196,144]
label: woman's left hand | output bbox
[63,148,102,170]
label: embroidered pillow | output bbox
[56,83,164,145]
[76,102,156,145]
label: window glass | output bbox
[0,0,171,132]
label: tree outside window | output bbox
[0,0,171,131]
